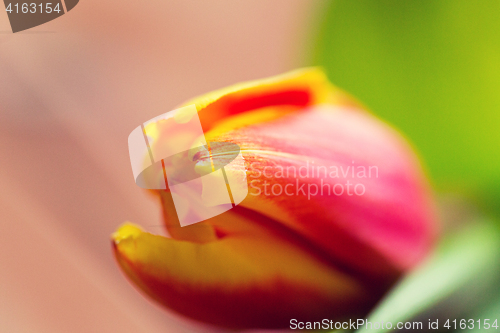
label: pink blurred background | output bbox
[0,1,325,332]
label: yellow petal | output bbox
[112,219,379,329]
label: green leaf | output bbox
[469,301,500,332]
[347,221,500,333]
[313,0,500,214]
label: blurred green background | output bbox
[313,0,500,216]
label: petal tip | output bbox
[111,222,143,244]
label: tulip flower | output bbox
[112,68,436,330]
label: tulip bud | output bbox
[112,68,437,330]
